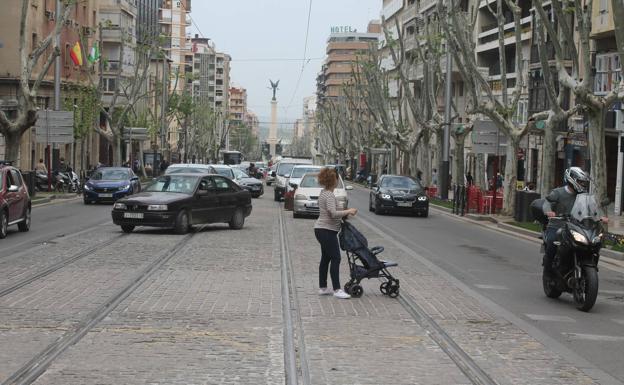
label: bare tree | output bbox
[533,0,624,205]
[0,1,74,164]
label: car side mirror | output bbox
[8,185,19,192]
[197,189,209,196]
[345,185,354,191]
[371,183,377,189]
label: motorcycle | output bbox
[535,193,604,312]
[68,170,81,193]
[35,170,50,192]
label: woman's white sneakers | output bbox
[333,289,351,299]
[318,287,334,295]
[318,288,351,299]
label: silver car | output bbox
[293,173,353,218]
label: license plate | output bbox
[307,202,318,208]
[99,193,113,198]
[124,212,144,219]
[397,202,412,207]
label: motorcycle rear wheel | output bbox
[574,266,598,312]
[542,268,562,299]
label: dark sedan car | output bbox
[84,167,141,204]
[112,173,252,234]
[369,175,429,217]
[232,167,264,198]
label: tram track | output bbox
[277,205,311,385]
[1,228,201,385]
[0,234,126,299]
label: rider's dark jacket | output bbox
[542,186,577,228]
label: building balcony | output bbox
[594,71,622,95]
[101,27,123,42]
[382,0,403,20]
[476,29,531,53]
[401,4,418,24]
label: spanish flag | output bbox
[70,42,83,66]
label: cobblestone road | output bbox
[0,190,615,384]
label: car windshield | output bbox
[166,167,212,174]
[290,167,319,178]
[233,168,249,179]
[214,167,234,178]
[300,174,344,189]
[277,163,295,177]
[91,169,129,181]
[145,175,197,194]
[380,176,421,190]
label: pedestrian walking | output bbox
[315,167,358,299]
[466,172,473,186]
[431,168,438,186]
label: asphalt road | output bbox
[348,184,624,383]
[0,197,112,259]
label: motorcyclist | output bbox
[541,167,590,277]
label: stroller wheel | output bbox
[344,281,354,294]
[380,282,389,295]
[388,283,400,298]
[350,284,363,298]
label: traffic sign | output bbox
[472,119,507,154]
[122,127,149,141]
[34,110,74,144]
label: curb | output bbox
[32,195,81,207]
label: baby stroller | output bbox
[339,220,400,298]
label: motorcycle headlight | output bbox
[113,203,127,210]
[571,230,589,245]
[417,196,428,201]
[381,194,392,200]
[147,204,168,211]
[294,194,308,201]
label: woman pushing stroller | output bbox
[314,167,358,299]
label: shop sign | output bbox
[331,26,357,34]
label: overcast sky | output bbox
[190,0,381,132]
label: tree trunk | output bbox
[453,133,466,188]
[421,140,431,186]
[3,131,22,165]
[539,118,557,197]
[113,135,122,166]
[502,138,519,216]
[475,153,486,189]
[588,109,607,205]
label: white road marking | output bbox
[600,290,624,296]
[474,284,509,290]
[525,314,576,323]
[563,333,624,342]
[612,319,624,325]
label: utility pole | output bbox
[160,57,167,163]
[48,0,62,190]
[440,46,453,199]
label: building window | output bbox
[103,77,117,93]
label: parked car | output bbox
[273,157,313,201]
[164,163,217,175]
[369,175,429,217]
[286,165,322,192]
[232,168,264,198]
[266,165,277,186]
[0,161,31,238]
[111,173,252,233]
[209,164,236,180]
[293,172,352,218]
[83,167,141,204]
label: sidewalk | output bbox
[282,210,610,384]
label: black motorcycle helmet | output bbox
[564,167,590,193]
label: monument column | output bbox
[268,79,280,158]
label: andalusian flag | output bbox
[88,43,100,64]
[70,42,83,66]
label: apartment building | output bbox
[0,0,99,170]
[191,36,231,114]
[317,22,380,99]
[245,111,260,137]
[229,86,247,128]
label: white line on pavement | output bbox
[474,284,509,290]
[526,314,577,322]
[612,319,624,325]
[563,333,624,342]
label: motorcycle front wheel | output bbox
[574,266,599,312]
[542,267,562,299]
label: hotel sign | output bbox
[331,26,357,34]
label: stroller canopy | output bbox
[339,221,382,269]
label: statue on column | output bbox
[269,79,280,101]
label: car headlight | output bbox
[147,204,168,211]
[295,194,308,201]
[418,196,428,201]
[113,203,127,210]
[381,194,392,200]
[122,184,131,190]
[84,184,92,191]
[571,230,588,245]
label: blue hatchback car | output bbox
[83,167,141,204]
